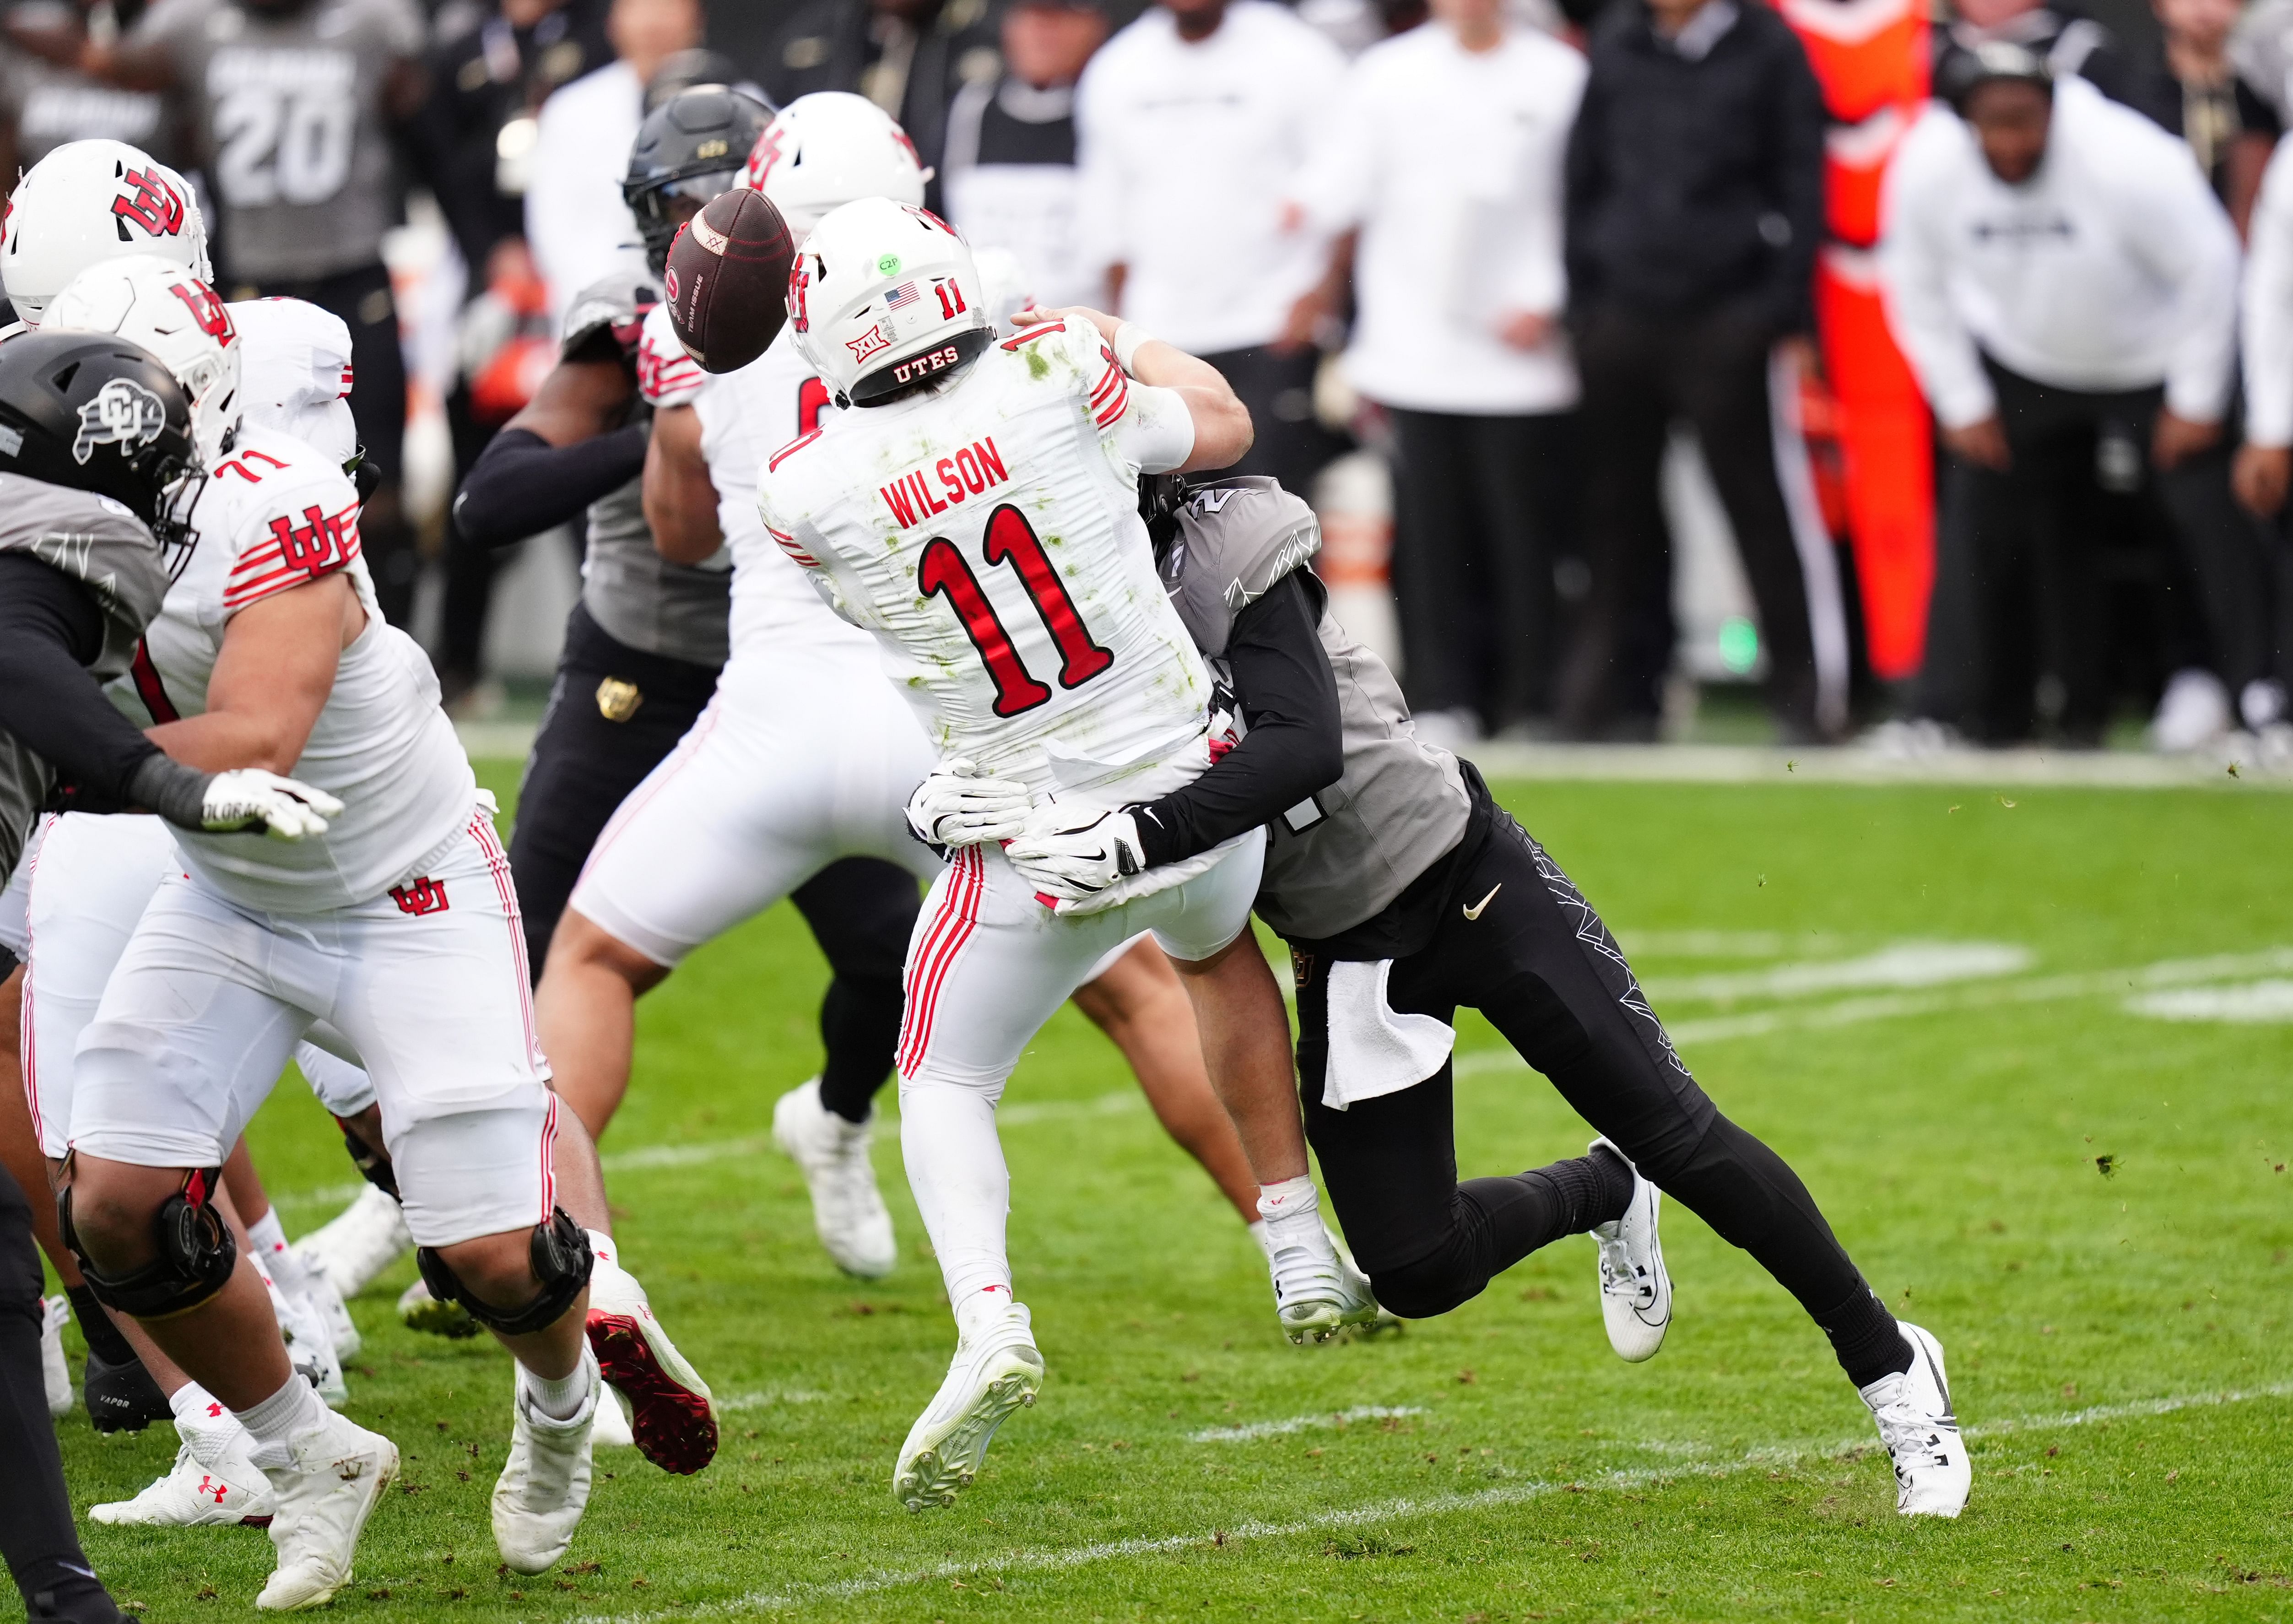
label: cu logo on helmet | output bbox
[73,379,167,465]
[110,168,185,239]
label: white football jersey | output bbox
[228,297,358,465]
[757,315,1208,803]
[136,421,475,913]
[637,305,867,663]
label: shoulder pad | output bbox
[562,267,664,363]
[1162,476,1321,657]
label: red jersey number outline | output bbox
[915,505,1114,717]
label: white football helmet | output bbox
[740,92,929,238]
[790,198,993,405]
[45,255,242,467]
[2,140,212,328]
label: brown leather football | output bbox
[664,188,795,375]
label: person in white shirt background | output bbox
[525,0,705,329]
[1075,0,1348,500]
[941,0,1108,311]
[1283,0,1585,747]
[1878,41,2258,749]
[2229,127,2293,753]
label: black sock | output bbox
[816,975,904,1124]
[1813,1281,1914,1388]
[64,1286,135,1367]
[1461,1149,1635,1269]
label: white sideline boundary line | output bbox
[459,724,2293,791]
[570,1381,2293,1621]
[1190,1405,1427,1443]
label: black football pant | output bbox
[510,605,919,1115]
[241,260,414,628]
[1293,800,1908,1386]
[1199,345,1345,503]
[1386,406,1576,730]
[1,1161,123,1624]
[1561,301,1828,741]
[1920,358,2273,742]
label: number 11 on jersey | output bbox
[918,505,1114,717]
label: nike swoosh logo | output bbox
[1462,883,1502,921]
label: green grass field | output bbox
[43,769,2293,1622]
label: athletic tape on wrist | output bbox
[1113,322,1155,376]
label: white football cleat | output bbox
[593,1384,635,1449]
[397,1277,478,1339]
[492,1350,599,1574]
[585,1239,717,1475]
[1861,1322,1970,1518]
[1322,1227,1405,1341]
[894,1296,1043,1511]
[40,1294,72,1417]
[93,1416,275,1527]
[297,1269,361,1362]
[269,1279,347,1407]
[252,1410,398,1611]
[1589,1138,1671,1363]
[771,1078,897,1278]
[1266,1224,1381,1344]
[292,1185,410,1300]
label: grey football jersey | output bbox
[0,49,167,169]
[561,271,731,668]
[1163,477,1471,943]
[0,473,171,873]
[133,0,424,281]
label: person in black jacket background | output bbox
[1558,0,1835,742]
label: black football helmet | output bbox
[0,330,196,534]
[622,85,776,277]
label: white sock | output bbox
[248,1209,312,1295]
[899,1082,1013,1312]
[522,1350,597,1421]
[584,1229,620,1273]
[1247,1218,1272,1259]
[170,1380,234,1433]
[237,1374,326,1457]
[1257,1175,1322,1244]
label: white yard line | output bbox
[1190,1405,1427,1443]
[571,1380,2293,1622]
[1644,941,2032,1005]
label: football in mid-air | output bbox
[664,188,795,375]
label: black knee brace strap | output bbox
[416,1207,593,1337]
[59,1164,237,1320]
[339,1124,401,1200]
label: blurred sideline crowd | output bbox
[8,0,2293,754]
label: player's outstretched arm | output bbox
[1014,305,1254,474]
[642,404,725,565]
[148,575,358,777]
[453,356,646,550]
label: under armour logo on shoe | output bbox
[196,1474,227,1503]
[206,1402,225,1418]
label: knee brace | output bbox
[415,1207,592,1337]
[59,1164,237,1320]
[339,1124,401,1200]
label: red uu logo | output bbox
[266,505,347,580]
[390,877,449,916]
[169,281,235,344]
[110,167,185,238]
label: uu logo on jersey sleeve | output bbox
[72,379,168,464]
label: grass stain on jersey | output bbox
[1027,350,1050,380]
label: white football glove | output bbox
[904,758,1033,850]
[201,769,342,842]
[1004,802,1147,902]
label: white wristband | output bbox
[1113,321,1155,375]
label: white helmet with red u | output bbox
[2,140,213,328]
[789,197,992,406]
[740,92,928,238]
[45,254,243,467]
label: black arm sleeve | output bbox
[451,422,649,549]
[1130,572,1344,868]
[0,554,177,810]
